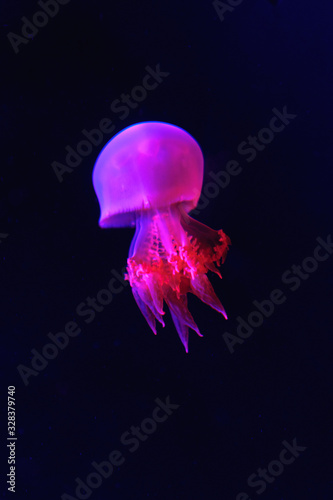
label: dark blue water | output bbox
[1,1,332,498]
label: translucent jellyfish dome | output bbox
[93,121,204,228]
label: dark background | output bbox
[1,0,333,498]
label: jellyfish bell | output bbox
[93,121,230,352]
[93,121,203,228]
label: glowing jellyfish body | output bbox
[93,122,230,351]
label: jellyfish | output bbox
[92,122,230,351]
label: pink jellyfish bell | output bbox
[93,121,230,351]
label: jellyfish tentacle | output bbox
[132,288,158,335]
[164,289,202,353]
[190,274,227,319]
[126,262,165,330]
[146,275,165,317]
[126,202,230,350]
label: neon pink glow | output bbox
[93,122,230,351]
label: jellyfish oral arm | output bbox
[125,203,230,352]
